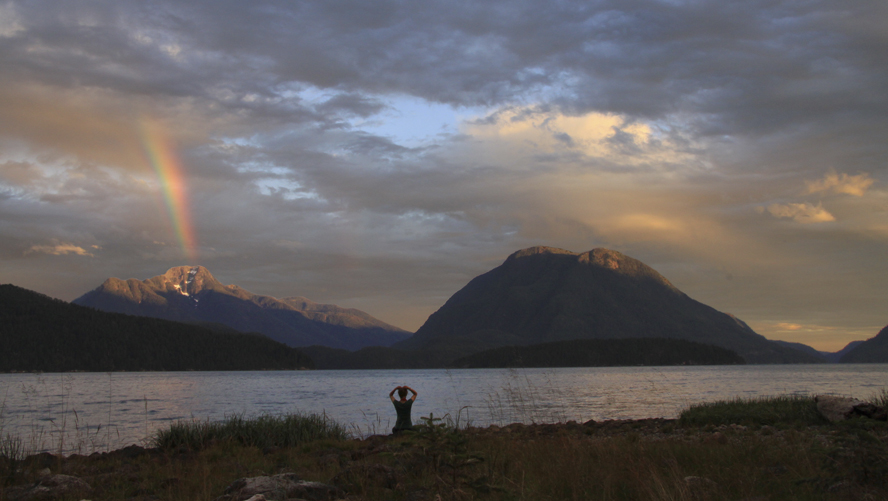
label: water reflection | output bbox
[0,365,886,453]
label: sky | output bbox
[1,0,886,352]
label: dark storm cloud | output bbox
[4,0,885,148]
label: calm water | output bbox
[1,365,886,453]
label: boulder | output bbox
[4,474,92,501]
[285,480,345,501]
[705,431,727,444]
[107,444,156,460]
[22,452,58,470]
[214,473,344,501]
[851,402,888,420]
[815,395,888,422]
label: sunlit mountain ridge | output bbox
[73,266,411,350]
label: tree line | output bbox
[0,284,313,372]
[450,337,746,368]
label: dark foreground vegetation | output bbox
[0,284,313,372]
[2,394,888,500]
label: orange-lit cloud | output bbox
[776,322,804,331]
[0,85,146,171]
[26,242,96,257]
[463,107,690,168]
[766,202,835,223]
[806,171,874,197]
[751,321,881,352]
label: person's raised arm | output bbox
[405,386,418,401]
[389,386,406,402]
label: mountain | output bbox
[0,284,313,372]
[450,338,745,368]
[829,340,864,362]
[839,326,888,363]
[73,266,411,350]
[395,246,820,364]
[773,340,866,363]
[772,340,829,362]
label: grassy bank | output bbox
[1,396,887,500]
[679,394,829,427]
[153,412,351,450]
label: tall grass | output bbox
[485,368,572,425]
[469,427,837,500]
[871,388,888,409]
[679,394,829,427]
[152,412,351,450]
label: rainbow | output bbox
[139,118,198,262]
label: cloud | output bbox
[766,203,836,224]
[461,106,696,171]
[315,93,387,119]
[0,160,44,188]
[806,171,875,197]
[0,2,24,37]
[25,242,95,257]
[776,323,804,331]
[750,321,879,352]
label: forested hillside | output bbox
[840,325,888,363]
[0,284,313,372]
[300,337,743,369]
[450,338,745,368]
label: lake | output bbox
[1,365,886,453]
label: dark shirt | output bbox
[392,399,414,431]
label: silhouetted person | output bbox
[389,385,417,433]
